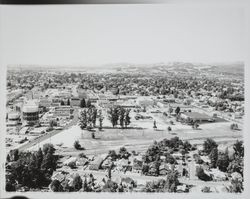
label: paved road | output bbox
[18,107,79,151]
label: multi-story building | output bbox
[22,100,39,126]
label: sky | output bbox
[0,4,246,66]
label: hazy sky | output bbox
[0,4,245,66]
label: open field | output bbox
[27,113,243,157]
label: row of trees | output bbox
[6,144,58,191]
[60,99,71,106]
[79,108,103,130]
[79,98,92,108]
[107,106,131,128]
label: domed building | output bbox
[22,100,39,126]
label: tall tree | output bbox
[203,138,218,155]
[60,100,65,106]
[86,100,92,108]
[36,147,44,169]
[80,98,86,108]
[217,150,229,172]
[50,179,63,192]
[67,98,70,106]
[209,147,218,168]
[79,109,87,129]
[108,107,119,128]
[119,108,126,128]
[92,108,97,127]
[72,174,83,191]
[175,107,180,115]
[125,109,131,128]
[233,140,244,158]
[99,115,103,131]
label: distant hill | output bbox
[7,61,244,78]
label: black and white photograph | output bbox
[0,1,249,198]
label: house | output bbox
[29,127,47,134]
[51,172,66,183]
[209,169,227,181]
[76,157,89,166]
[102,157,113,169]
[121,177,136,188]
[176,184,187,193]
[147,162,159,176]
[19,127,29,135]
[63,157,77,166]
[116,158,129,171]
[132,158,143,173]
[89,157,104,170]
[159,163,171,175]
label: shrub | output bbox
[72,174,82,191]
[74,140,82,150]
[202,186,211,193]
[203,138,218,155]
[196,166,212,181]
[78,153,87,158]
[50,179,63,192]
[68,161,76,169]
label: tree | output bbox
[233,140,244,158]
[74,140,82,150]
[119,108,125,128]
[175,107,180,115]
[108,107,119,128]
[196,166,212,181]
[92,108,98,127]
[78,152,87,158]
[153,120,157,130]
[36,147,44,169]
[67,99,70,106]
[183,140,192,153]
[43,143,55,155]
[60,100,65,106]
[6,154,11,162]
[227,158,243,175]
[209,147,218,168]
[108,150,118,161]
[164,171,179,192]
[168,107,173,115]
[108,162,114,179]
[80,98,86,108]
[203,138,218,155]
[99,116,103,131]
[124,109,131,128]
[86,100,92,108]
[228,178,243,193]
[72,174,83,191]
[41,151,56,172]
[50,179,63,192]
[79,109,87,129]
[217,150,230,172]
[10,149,19,161]
[119,147,130,159]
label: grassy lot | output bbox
[27,110,243,157]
